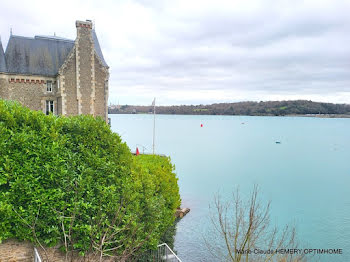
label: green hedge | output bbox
[0,100,180,259]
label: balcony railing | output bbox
[147,243,182,262]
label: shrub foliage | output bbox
[0,100,180,260]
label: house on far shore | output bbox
[0,20,109,122]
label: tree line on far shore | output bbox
[109,100,350,116]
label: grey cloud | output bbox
[1,0,349,105]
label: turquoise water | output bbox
[110,114,350,262]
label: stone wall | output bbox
[0,77,7,98]
[57,97,62,115]
[60,49,78,116]
[0,74,58,114]
[94,53,108,119]
[0,239,33,262]
[0,239,115,262]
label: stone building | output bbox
[0,20,109,121]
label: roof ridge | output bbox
[35,35,74,43]
[10,35,35,40]
[10,34,75,43]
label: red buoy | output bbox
[136,147,140,156]
[200,124,203,127]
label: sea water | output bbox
[110,114,350,262]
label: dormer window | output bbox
[47,81,52,92]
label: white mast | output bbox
[152,98,156,154]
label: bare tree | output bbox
[205,185,306,262]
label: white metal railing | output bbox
[156,243,182,262]
[34,247,42,262]
[34,243,180,262]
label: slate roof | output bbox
[3,30,108,76]
[5,35,74,76]
[0,39,6,73]
[92,30,108,67]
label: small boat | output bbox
[275,141,281,144]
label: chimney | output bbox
[75,20,93,30]
[74,19,95,116]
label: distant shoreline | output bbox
[287,114,350,118]
[108,100,350,117]
[109,112,350,118]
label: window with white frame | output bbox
[46,100,54,115]
[47,81,52,92]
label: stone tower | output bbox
[0,20,109,121]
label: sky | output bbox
[1,0,350,106]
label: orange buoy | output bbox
[136,147,140,156]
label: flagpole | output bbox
[152,98,156,155]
